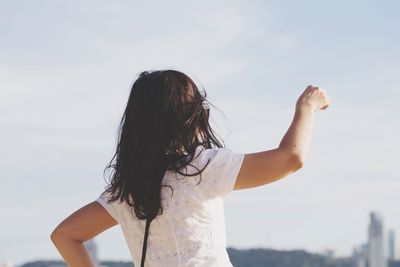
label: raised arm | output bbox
[233,85,330,190]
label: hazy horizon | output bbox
[1,0,399,265]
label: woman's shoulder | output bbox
[193,144,236,160]
[195,145,244,169]
[179,144,245,198]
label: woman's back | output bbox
[96,144,245,267]
[50,69,330,267]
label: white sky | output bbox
[1,0,399,265]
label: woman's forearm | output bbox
[279,104,315,164]
[51,234,96,267]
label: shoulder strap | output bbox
[140,217,152,267]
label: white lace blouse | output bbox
[96,145,245,267]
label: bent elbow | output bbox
[289,153,304,171]
[50,228,61,243]
[50,226,66,244]
[50,232,58,245]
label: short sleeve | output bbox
[95,185,124,225]
[198,147,245,198]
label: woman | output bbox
[50,69,330,267]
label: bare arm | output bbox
[234,85,330,190]
[279,103,315,165]
[283,85,330,163]
[50,201,118,267]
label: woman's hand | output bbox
[296,85,331,112]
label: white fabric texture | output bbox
[96,145,245,267]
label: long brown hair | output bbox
[102,69,225,222]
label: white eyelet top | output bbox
[96,145,245,267]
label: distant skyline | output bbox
[1,0,399,265]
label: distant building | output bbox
[389,229,396,261]
[368,212,387,267]
[353,244,368,267]
[84,238,99,267]
[362,243,369,257]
